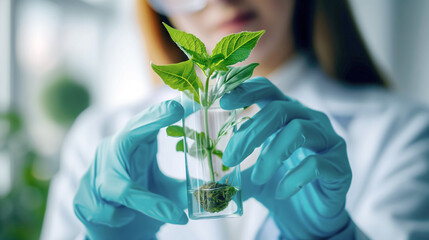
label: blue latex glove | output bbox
[220,77,353,239]
[73,100,188,240]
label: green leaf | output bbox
[222,165,230,171]
[191,131,207,147]
[209,63,259,104]
[221,63,259,93]
[166,125,185,137]
[163,23,209,68]
[212,149,223,159]
[209,54,225,65]
[208,54,228,71]
[168,126,209,158]
[185,128,209,159]
[216,110,239,141]
[213,63,229,72]
[214,110,250,147]
[176,139,185,152]
[211,30,265,67]
[185,127,205,143]
[167,125,208,147]
[188,141,208,159]
[151,59,203,103]
[193,57,210,71]
[231,116,251,131]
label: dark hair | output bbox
[293,0,387,86]
[138,0,387,87]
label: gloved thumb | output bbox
[118,100,184,153]
[99,175,189,225]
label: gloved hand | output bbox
[73,100,188,240]
[220,77,353,239]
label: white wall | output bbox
[97,0,153,110]
[350,0,429,104]
[0,0,11,111]
[390,0,429,103]
[0,0,12,197]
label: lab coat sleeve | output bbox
[40,107,105,240]
[352,105,429,239]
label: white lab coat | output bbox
[41,54,429,240]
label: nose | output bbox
[208,0,241,3]
[207,0,242,5]
[148,0,208,15]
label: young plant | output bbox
[151,23,264,213]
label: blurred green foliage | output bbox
[42,74,90,126]
[0,112,49,240]
[0,152,49,240]
[0,73,91,239]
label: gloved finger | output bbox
[151,160,187,209]
[275,141,351,200]
[99,175,188,225]
[173,94,199,118]
[251,119,339,185]
[118,99,184,153]
[240,165,264,201]
[74,172,137,228]
[275,155,322,199]
[220,77,291,110]
[75,203,136,228]
[223,100,311,167]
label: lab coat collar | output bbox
[268,52,310,94]
[268,52,387,117]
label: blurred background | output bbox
[0,0,428,239]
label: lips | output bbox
[218,10,257,33]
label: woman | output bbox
[42,0,429,239]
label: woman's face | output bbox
[169,0,296,74]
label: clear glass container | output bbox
[182,93,243,220]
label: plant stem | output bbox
[204,69,215,182]
[204,106,215,182]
